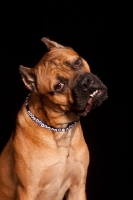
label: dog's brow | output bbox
[65,57,83,69]
[57,75,68,83]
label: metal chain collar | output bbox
[25,94,80,132]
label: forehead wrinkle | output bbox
[45,48,79,61]
[45,58,75,74]
[36,49,80,73]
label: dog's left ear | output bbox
[41,37,65,50]
[19,65,36,91]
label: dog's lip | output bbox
[78,89,101,116]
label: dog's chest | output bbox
[37,149,84,199]
[35,130,84,199]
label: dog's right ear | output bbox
[41,37,65,50]
[19,65,36,91]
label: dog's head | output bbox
[19,37,107,117]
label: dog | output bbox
[0,37,107,200]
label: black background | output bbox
[0,1,131,200]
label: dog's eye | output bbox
[74,58,82,68]
[54,83,65,92]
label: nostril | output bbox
[87,78,90,83]
[79,77,90,91]
[82,83,88,91]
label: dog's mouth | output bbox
[77,89,105,116]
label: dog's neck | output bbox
[25,93,80,132]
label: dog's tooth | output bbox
[94,90,98,95]
[90,90,99,97]
[90,90,98,97]
[90,92,95,97]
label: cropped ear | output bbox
[41,37,65,50]
[19,65,35,91]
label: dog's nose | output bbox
[79,76,93,91]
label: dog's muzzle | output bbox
[72,73,108,116]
